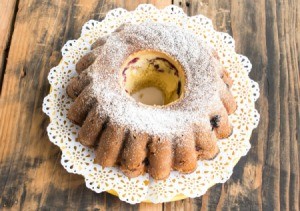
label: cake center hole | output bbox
[120,50,185,106]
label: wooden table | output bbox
[0,0,299,210]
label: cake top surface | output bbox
[89,22,224,138]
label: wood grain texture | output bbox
[0,0,18,93]
[0,0,299,210]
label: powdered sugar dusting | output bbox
[89,22,225,138]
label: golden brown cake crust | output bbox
[94,122,127,167]
[148,136,173,180]
[120,132,149,178]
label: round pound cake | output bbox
[66,22,237,180]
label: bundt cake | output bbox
[66,22,237,180]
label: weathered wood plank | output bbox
[0,0,18,93]
[288,1,300,211]
[139,203,162,211]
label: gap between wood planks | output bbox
[0,0,20,95]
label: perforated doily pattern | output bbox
[43,4,260,204]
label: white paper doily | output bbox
[43,4,260,204]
